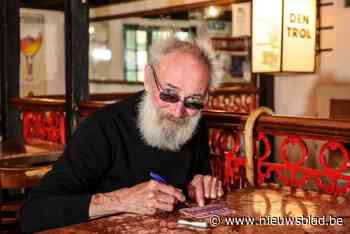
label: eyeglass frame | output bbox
[149,64,207,110]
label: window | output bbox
[123,24,195,82]
[89,22,112,81]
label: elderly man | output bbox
[20,36,223,232]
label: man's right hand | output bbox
[89,180,186,218]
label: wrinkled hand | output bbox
[89,180,186,218]
[187,174,223,207]
[121,180,185,214]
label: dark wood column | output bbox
[64,0,90,141]
[0,0,21,140]
[259,74,274,110]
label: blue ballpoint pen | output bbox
[149,171,190,207]
[149,171,167,184]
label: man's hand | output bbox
[187,174,223,207]
[89,180,185,219]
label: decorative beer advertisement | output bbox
[19,9,65,97]
[20,13,44,82]
[252,0,283,72]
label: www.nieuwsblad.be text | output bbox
[209,215,344,226]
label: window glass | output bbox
[126,30,136,49]
[124,25,195,82]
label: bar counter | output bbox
[40,185,350,234]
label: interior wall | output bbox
[273,1,350,171]
[274,0,350,117]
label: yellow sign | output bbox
[252,0,316,73]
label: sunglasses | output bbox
[150,65,205,110]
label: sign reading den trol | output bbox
[252,0,316,73]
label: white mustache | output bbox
[161,114,189,125]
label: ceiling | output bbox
[20,0,232,20]
[20,0,140,11]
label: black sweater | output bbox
[20,91,211,233]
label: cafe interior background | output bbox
[18,0,350,117]
[1,0,350,231]
[16,0,350,155]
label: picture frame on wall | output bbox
[230,56,245,78]
[211,36,252,84]
[232,2,251,37]
[220,52,251,83]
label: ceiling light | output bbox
[89,26,95,34]
[204,6,222,19]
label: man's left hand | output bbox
[187,174,223,207]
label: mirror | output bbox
[88,2,252,94]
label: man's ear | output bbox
[143,64,152,92]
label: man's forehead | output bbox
[157,52,210,82]
[156,52,210,95]
[159,51,207,68]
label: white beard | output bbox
[137,92,201,151]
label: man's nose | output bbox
[172,101,186,118]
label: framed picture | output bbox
[232,2,251,37]
[20,13,44,82]
[220,52,251,83]
[230,56,245,77]
[19,9,65,96]
[211,36,251,84]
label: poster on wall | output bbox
[220,53,251,83]
[282,0,316,72]
[252,0,283,72]
[20,13,44,82]
[19,9,65,97]
[232,2,251,37]
[252,0,316,73]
